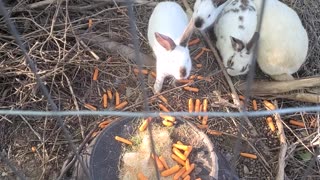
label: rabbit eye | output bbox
[207,14,211,18]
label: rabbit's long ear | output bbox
[246,32,260,51]
[179,18,195,47]
[230,36,245,52]
[155,32,176,51]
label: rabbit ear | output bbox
[230,36,244,52]
[179,18,195,47]
[246,32,260,51]
[155,32,176,51]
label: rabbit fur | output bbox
[147,2,192,93]
[252,0,309,80]
[214,0,259,76]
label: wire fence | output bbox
[0,0,319,180]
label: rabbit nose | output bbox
[195,17,204,28]
[179,67,187,78]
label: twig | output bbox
[273,100,288,180]
[0,152,26,180]
[92,0,158,6]
[27,0,65,9]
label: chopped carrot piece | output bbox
[173,167,186,180]
[184,146,192,158]
[182,163,195,178]
[171,154,185,166]
[239,95,245,100]
[88,18,93,28]
[93,67,99,81]
[289,120,305,128]
[84,103,97,111]
[107,90,113,100]
[188,98,194,113]
[183,175,191,180]
[185,159,190,171]
[134,68,149,75]
[115,136,132,145]
[115,101,128,110]
[188,38,200,46]
[252,99,258,110]
[139,118,150,132]
[137,172,148,180]
[177,79,194,84]
[189,75,196,80]
[103,93,108,108]
[194,49,204,61]
[31,146,36,153]
[159,156,169,170]
[194,99,201,114]
[240,152,257,159]
[266,117,276,132]
[183,86,199,93]
[162,119,174,127]
[159,113,175,122]
[173,148,187,161]
[115,91,120,105]
[173,144,189,151]
[158,95,168,104]
[207,129,223,136]
[150,71,157,78]
[263,100,276,110]
[159,103,170,112]
[152,154,164,171]
[161,165,180,177]
[98,119,112,129]
[196,64,202,68]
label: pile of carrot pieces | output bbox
[188,98,209,127]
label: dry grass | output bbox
[0,0,319,179]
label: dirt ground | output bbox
[0,0,319,179]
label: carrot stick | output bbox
[173,144,189,151]
[188,98,194,113]
[194,49,204,61]
[161,165,180,177]
[98,119,112,128]
[134,68,149,75]
[93,67,99,81]
[152,154,164,171]
[252,99,258,110]
[183,86,199,93]
[202,99,208,124]
[139,119,149,132]
[173,148,187,161]
[107,90,113,100]
[31,146,36,153]
[159,103,170,112]
[103,93,108,108]
[115,101,128,110]
[185,159,190,171]
[239,95,245,100]
[150,71,157,78]
[184,146,193,158]
[182,163,195,178]
[188,38,200,46]
[207,129,223,136]
[196,64,202,68]
[171,154,186,166]
[199,104,202,120]
[177,79,194,84]
[162,119,174,127]
[240,152,257,159]
[159,156,169,170]
[189,75,196,80]
[173,167,186,180]
[84,103,97,111]
[194,99,201,114]
[137,172,148,180]
[266,117,276,132]
[115,91,120,105]
[115,136,132,145]
[158,95,168,104]
[263,100,276,110]
[183,175,191,180]
[197,76,212,82]
[159,113,176,122]
[289,120,305,128]
[88,18,93,28]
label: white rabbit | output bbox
[193,0,229,30]
[214,0,259,76]
[148,2,193,93]
[252,0,309,80]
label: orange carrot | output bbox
[115,101,128,110]
[162,120,174,127]
[103,93,108,108]
[184,146,193,158]
[252,99,258,110]
[115,91,120,105]
[202,47,211,52]
[115,136,132,145]
[199,104,203,120]
[195,178,202,180]
[173,144,189,151]
[159,114,176,122]
[139,119,150,132]
[188,38,200,46]
[194,99,201,114]
[137,172,148,180]
[150,71,157,78]
[93,67,99,81]
[31,146,36,153]
[196,64,202,68]
[188,98,194,113]
[173,148,187,161]
[189,75,196,80]
[183,175,191,180]
[240,152,257,159]
[134,68,149,75]
[289,120,305,128]
[161,165,180,177]
[173,167,186,180]
[194,49,204,61]
[183,86,199,93]
[207,129,223,136]
[182,163,195,178]
[177,79,194,84]
[158,95,168,104]
[152,154,164,171]
[263,100,276,110]
[266,117,276,132]
[185,159,190,171]
[197,76,212,82]
[88,18,93,28]
[202,99,208,124]
[98,119,112,129]
[239,95,245,100]
[171,154,186,166]
[159,156,169,170]
[107,90,113,100]
[159,103,170,112]
[84,103,97,111]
